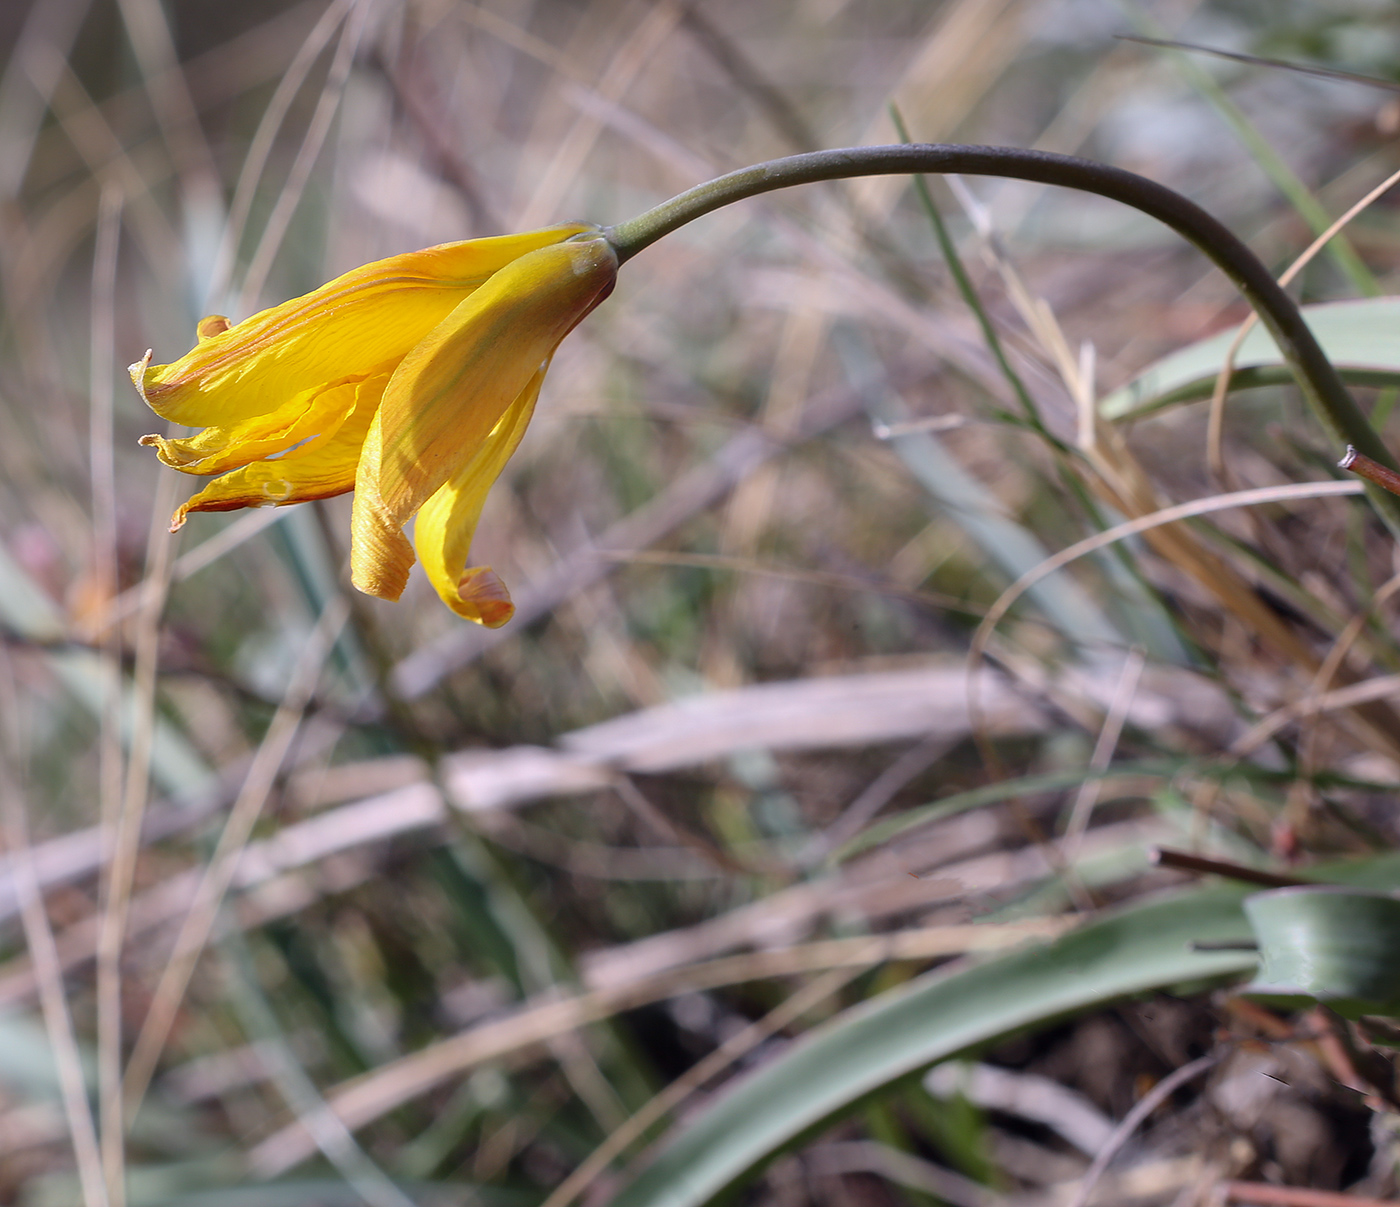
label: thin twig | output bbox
[1067,1052,1219,1207]
[1340,446,1400,498]
[1148,847,1308,889]
[805,735,952,863]
[1221,1181,1400,1207]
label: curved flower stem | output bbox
[605,145,1400,536]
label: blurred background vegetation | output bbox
[2,0,1400,1203]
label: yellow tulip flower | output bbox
[132,224,617,627]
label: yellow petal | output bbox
[348,407,416,601]
[412,367,544,625]
[138,367,385,475]
[131,224,596,428]
[373,235,617,526]
[170,374,387,531]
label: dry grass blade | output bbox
[603,549,977,615]
[969,480,1365,728]
[540,966,863,1207]
[122,596,348,1113]
[237,0,371,312]
[248,920,1070,1176]
[389,371,902,697]
[1061,646,1144,869]
[114,0,220,191]
[806,734,954,862]
[0,0,92,201]
[94,469,179,1206]
[1291,570,1400,800]
[108,508,288,624]
[1207,163,1400,482]
[0,662,1053,944]
[0,653,107,1207]
[943,165,1361,742]
[218,933,418,1207]
[1229,672,1400,757]
[517,0,683,228]
[86,185,124,1207]
[205,0,352,308]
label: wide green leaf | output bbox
[606,886,1254,1207]
[1244,886,1400,1017]
[1099,297,1400,421]
[608,853,1400,1207]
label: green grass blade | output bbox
[606,885,1257,1207]
[890,106,1045,434]
[834,331,1126,650]
[832,760,1184,861]
[1128,6,1378,296]
[1099,297,1400,421]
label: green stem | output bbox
[605,144,1400,535]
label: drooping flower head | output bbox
[132,225,617,626]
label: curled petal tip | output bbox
[137,433,197,469]
[197,315,230,341]
[351,530,414,601]
[350,492,416,602]
[458,566,514,628]
[129,349,153,401]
